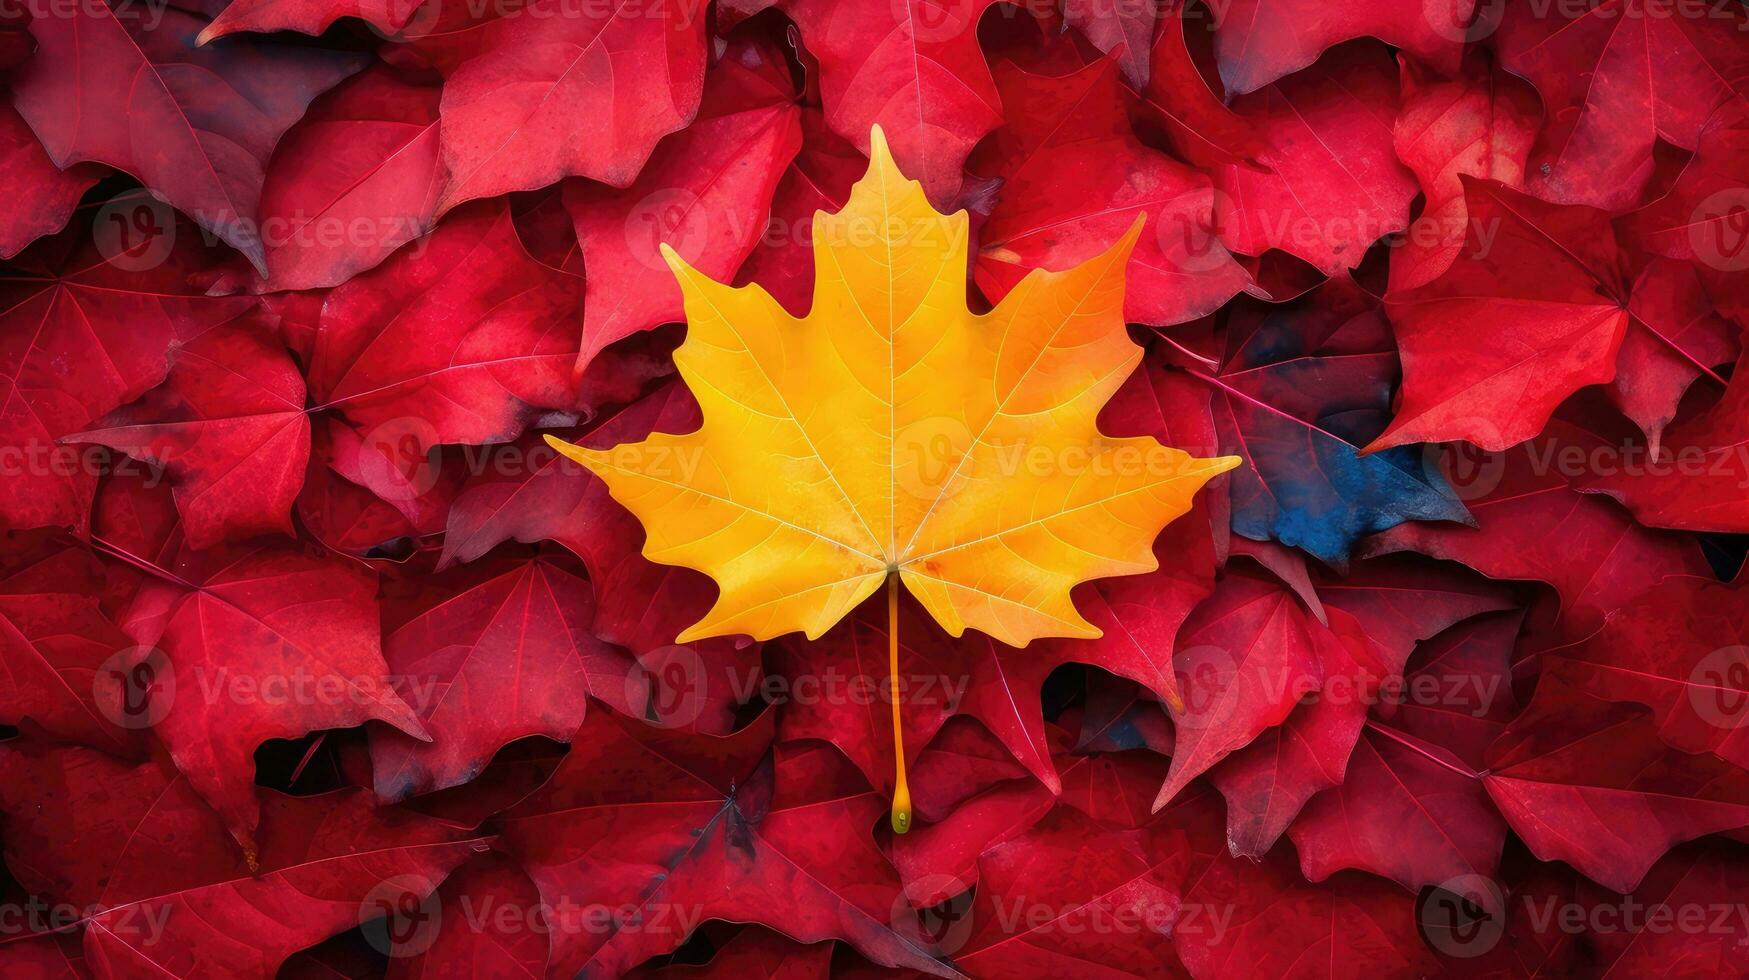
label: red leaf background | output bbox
[2,0,1748,977]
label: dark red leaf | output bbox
[973,52,1250,327]
[369,554,635,802]
[14,3,364,271]
[499,711,952,977]
[0,741,487,977]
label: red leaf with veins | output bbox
[1206,611,1372,860]
[1545,576,1749,768]
[1497,0,1749,210]
[0,935,85,979]
[893,740,1175,901]
[1620,96,1749,325]
[1387,53,1538,291]
[1175,833,1437,978]
[0,741,487,978]
[1056,749,1174,829]
[1063,0,1154,84]
[973,52,1250,327]
[0,536,144,756]
[305,201,584,452]
[256,66,443,291]
[13,3,364,272]
[1484,675,1749,893]
[0,218,256,532]
[1138,3,1267,170]
[1231,537,1324,623]
[499,711,953,978]
[1212,558,1511,857]
[434,0,707,210]
[1294,612,1525,896]
[1384,609,1524,767]
[1365,422,1709,643]
[369,554,635,802]
[1369,179,1631,452]
[1580,844,1749,976]
[1212,0,1472,95]
[1289,706,1509,905]
[384,853,548,977]
[1581,349,1749,532]
[69,324,310,549]
[98,534,429,856]
[316,416,464,539]
[947,806,1189,976]
[1153,568,1324,809]
[904,715,1030,822]
[568,42,802,370]
[778,0,1017,206]
[295,449,422,560]
[0,106,100,261]
[1312,554,1513,655]
[890,778,1055,902]
[1610,258,1737,454]
[1212,42,1417,276]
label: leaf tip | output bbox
[868,123,891,163]
[542,433,591,470]
[674,617,718,645]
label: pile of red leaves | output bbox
[3,0,1749,976]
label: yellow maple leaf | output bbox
[550,127,1238,651]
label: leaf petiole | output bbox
[888,570,911,834]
